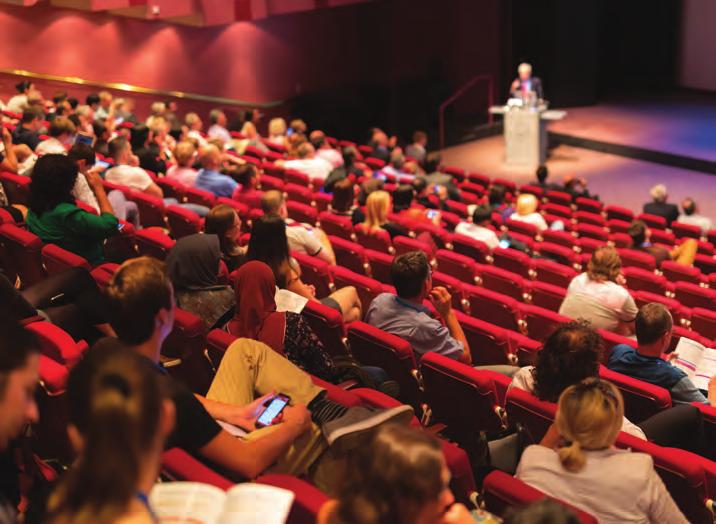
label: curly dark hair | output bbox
[532,320,602,403]
[28,154,78,215]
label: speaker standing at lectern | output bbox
[510,62,543,101]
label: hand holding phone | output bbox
[255,394,291,428]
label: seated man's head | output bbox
[489,184,506,206]
[106,257,175,348]
[86,93,100,109]
[48,116,77,145]
[371,129,388,148]
[411,177,428,197]
[296,142,315,159]
[21,107,44,131]
[108,137,133,165]
[391,251,431,302]
[392,185,414,212]
[389,149,405,170]
[412,130,427,147]
[289,119,307,134]
[532,320,602,402]
[309,130,326,150]
[471,205,492,227]
[627,220,649,247]
[650,183,668,203]
[635,303,673,356]
[536,165,548,184]
[0,318,40,451]
[587,246,621,283]
[681,197,697,216]
[209,108,227,128]
[130,124,151,151]
[185,112,203,131]
[260,189,287,218]
[68,143,96,174]
[342,146,358,168]
[423,152,441,174]
[173,141,197,168]
[199,144,222,171]
[98,90,113,109]
[150,101,166,117]
[331,177,355,213]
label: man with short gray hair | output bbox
[643,183,679,226]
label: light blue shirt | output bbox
[194,169,237,198]
[364,293,464,361]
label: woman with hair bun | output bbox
[516,378,686,523]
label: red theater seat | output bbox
[301,300,349,357]
[530,281,567,312]
[318,212,354,241]
[331,266,382,312]
[519,304,570,341]
[166,205,202,239]
[0,223,45,286]
[449,233,492,264]
[599,367,671,423]
[492,247,533,278]
[130,191,166,228]
[465,285,522,332]
[329,236,370,276]
[292,252,334,298]
[480,265,529,302]
[41,244,90,276]
[134,229,175,260]
[355,224,393,253]
[286,201,318,226]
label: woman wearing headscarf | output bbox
[227,261,341,383]
[165,233,235,329]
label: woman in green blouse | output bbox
[27,154,119,265]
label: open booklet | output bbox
[672,337,716,391]
[275,287,308,314]
[150,481,294,524]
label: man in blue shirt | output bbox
[608,302,716,405]
[194,144,237,198]
[365,251,471,364]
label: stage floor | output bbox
[440,135,716,220]
[440,93,716,219]
[547,94,716,163]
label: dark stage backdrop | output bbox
[510,0,682,107]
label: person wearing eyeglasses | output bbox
[516,378,687,524]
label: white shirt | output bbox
[207,124,232,143]
[105,164,154,192]
[316,148,343,168]
[509,366,646,439]
[559,273,638,332]
[454,222,500,251]
[677,213,712,233]
[187,130,208,148]
[72,174,100,212]
[35,137,67,156]
[285,218,323,257]
[516,445,687,524]
[283,157,333,183]
[6,94,28,114]
[166,165,198,187]
[509,211,548,231]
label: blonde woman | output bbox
[233,121,268,155]
[559,246,638,335]
[267,117,287,146]
[509,193,548,231]
[516,378,687,524]
[166,141,198,187]
[362,190,407,239]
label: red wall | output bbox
[0,1,502,121]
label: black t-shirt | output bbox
[91,338,222,452]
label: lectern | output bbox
[489,105,566,168]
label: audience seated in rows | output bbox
[318,424,481,524]
[516,378,687,523]
[608,302,716,405]
[328,177,356,218]
[643,183,679,227]
[509,320,706,452]
[365,251,472,365]
[102,257,412,489]
[27,154,118,264]
[261,189,336,265]
[106,137,164,198]
[184,112,208,148]
[559,247,638,336]
[12,108,43,151]
[678,196,712,233]
[311,130,343,169]
[247,215,361,323]
[46,342,172,524]
[510,193,549,232]
[279,142,333,184]
[35,117,75,157]
[165,233,235,330]
[454,204,500,251]
[627,220,697,267]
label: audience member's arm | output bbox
[671,376,709,405]
[199,405,311,479]
[315,229,336,265]
[144,181,164,199]
[429,286,471,365]
[83,169,114,216]
[0,128,18,172]
[196,392,275,430]
[285,267,320,303]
